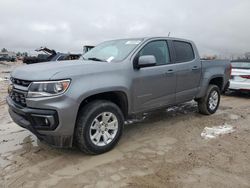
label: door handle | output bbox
[192,66,199,70]
[165,69,174,75]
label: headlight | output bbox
[27,80,70,98]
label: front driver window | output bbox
[139,40,170,65]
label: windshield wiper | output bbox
[87,57,107,62]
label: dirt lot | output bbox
[0,61,250,188]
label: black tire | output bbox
[198,84,221,115]
[75,100,124,154]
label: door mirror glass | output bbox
[137,55,156,68]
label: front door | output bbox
[132,40,176,113]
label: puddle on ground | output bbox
[0,131,38,154]
[0,121,38,168]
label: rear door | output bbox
[132,40,176,113]
[171,40,202,103]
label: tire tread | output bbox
[75,100,124,154]
[198,84,220,115]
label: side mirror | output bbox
[136,55,156,68]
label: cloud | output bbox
[30,23,56,33]
[30,23,70,33]
[0,0,249,58]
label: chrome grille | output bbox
[10,77,31,87]
[9,77,30,107]
[9,89,27,107]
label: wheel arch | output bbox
[208,76,224,91]
[77,91,129,119]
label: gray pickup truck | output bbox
[7,37,231,154]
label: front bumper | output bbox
[7,96,73,147]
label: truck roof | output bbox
[144,36,191,41]
[108,37,193,43]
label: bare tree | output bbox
[1,48,8,52]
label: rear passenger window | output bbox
[173,41,194,62]
[139,40,170,65]
[57,56,66,61]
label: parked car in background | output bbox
[7,37,231,154]
[0,52,16,62]
[23,47,81,64]
[228,60,250,92]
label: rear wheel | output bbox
[198,84,220,115]
[75,100,124,154]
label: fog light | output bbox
[31,114,56,130]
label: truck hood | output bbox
[11,60,120,81]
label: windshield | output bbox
[83,39,142,62]
[231,62,250,69]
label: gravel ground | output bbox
[0,61,250,188]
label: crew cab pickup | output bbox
[7,37,231,154]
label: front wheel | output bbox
[75,100,124,154]
[198,84,221,115]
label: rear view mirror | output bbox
[136,55,156,69]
